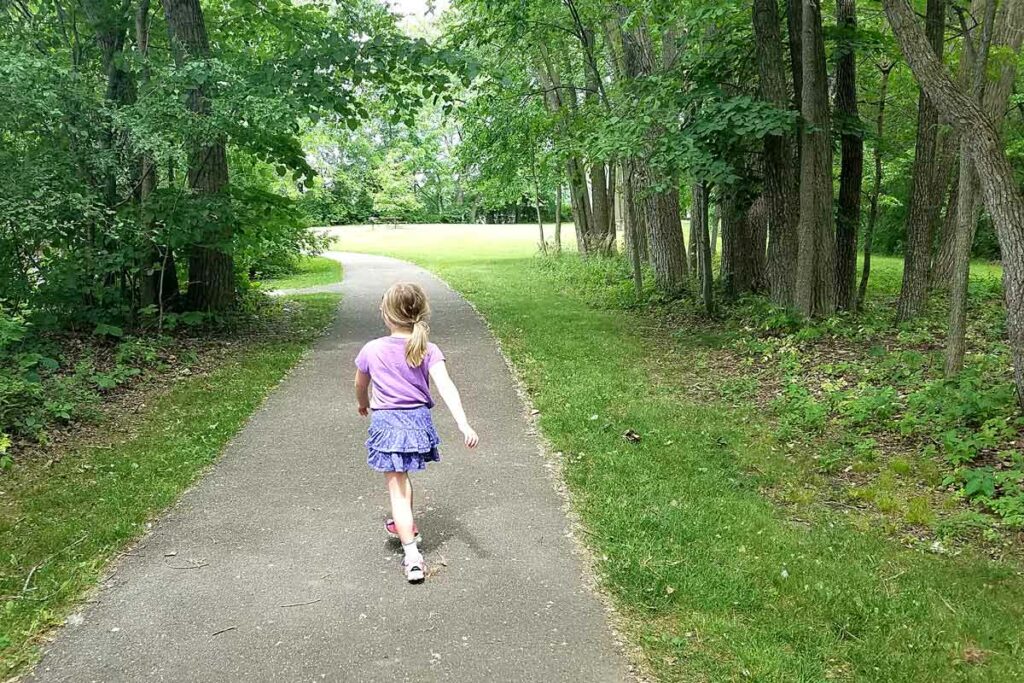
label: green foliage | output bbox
[1,0,453,327]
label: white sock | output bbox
[402,540,422,564]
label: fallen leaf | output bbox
[622,429,641,443]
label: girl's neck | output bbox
[388,327,413,339]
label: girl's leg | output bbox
[384,472,416,545]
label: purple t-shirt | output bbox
[355,336,445,410]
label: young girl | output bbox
[354,282,479,583]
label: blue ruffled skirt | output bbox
[366,406,441,472]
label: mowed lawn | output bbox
[330,223,1024,682]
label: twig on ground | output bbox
[279,598,322,608]
[211,625,237,637]
[165,560,208,570]
[22,534,89,594]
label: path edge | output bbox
[11,294,343,683]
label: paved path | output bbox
[29,253,629,682]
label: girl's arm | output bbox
[428,362,479,448]
[354,370,371,416]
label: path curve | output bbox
[28,252,629,682]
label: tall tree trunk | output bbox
[755,0,800,307]
[710,198,721,259]
[749,194,769,291]
[858,61,894,308]
[591,162,610,255]
[582,27,612,256]
[163,0,234,311]
[895,0,945,322]
[721,191,758,297]
[136,0,179,310]
[692,181,715,314]
[532,150,546,254]
[535,47,594,254]
[932,161,961,285]
[794,0,837,317]
[884,0,1024,404]
[688,216,699,275]
[555,182,563,253]
[786,0,803,112]
[620,16,687,293]
[835,0,864,310]
[605,163,617,254]
[946,0,1024,375]
[623,168,644,298]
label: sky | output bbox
[385,0,451,26]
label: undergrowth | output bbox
[534,254,1024,540]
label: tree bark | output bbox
[620,16,688,292]
[895,0,945,322]
[754,0,800,307]
[591,162,610,254]
[884,0,1024,404]
[605,163,617,254]
[623,168,644,298]
[721,191,759,297]
[692,181,715,314]
[532,150,546,254]
[945,0,1024,375]
[750,194,769,291]
[163,0,234,311]
[555,182,563,253]
[710,198,721,259]
[688,215,699,275]
[858,61,893,309]
[932,160,961,285]
[794,0,837,317]
[835,0,863,311]
[535,47,594,255]
[786,0,803,112]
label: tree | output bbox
[753,0,799,307]
[692,180,715,314]
[857,60,894,308]
[884,0,1024,404]
[163,0,233,311]
[834,0,863,311]
[619,13,688,294]
[794,0,836,317]
[894,0,945,322]
[944,0,1024,375]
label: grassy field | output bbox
[331,224,1024,682]
[257,255,342,290]
[0,294,339,678]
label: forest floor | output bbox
[329,223,1024,682]
[0,294,339,678]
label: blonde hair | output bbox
[381,282,431,367]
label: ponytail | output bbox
[380,282,431,367]
[406,318,430,367]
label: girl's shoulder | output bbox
[425,341,445,367]
[362,335,396,350]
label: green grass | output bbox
[334,224,1024,682]
[0,294,338,678]
[257,255,342,290]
